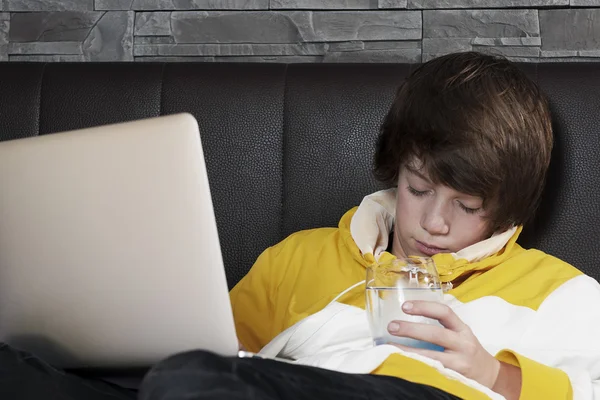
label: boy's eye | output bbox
[407,186,428,197]
[458,202,481,214]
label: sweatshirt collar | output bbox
[344,188,521,283]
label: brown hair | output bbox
[374,52,553,232]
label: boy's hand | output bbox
[387,301,508,390]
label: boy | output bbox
[140,52,600,399]
[2,52,598,400]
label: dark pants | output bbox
[0,343,137,400]
[139,350,462,400]
[0,343,461,400]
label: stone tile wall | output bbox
[3,0,600,62]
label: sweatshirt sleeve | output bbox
[495,349,573,399]
[499,275,600,399]
[229,245,279,353]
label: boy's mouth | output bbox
[414,240,447,256]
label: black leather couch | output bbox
[1,61,598,290]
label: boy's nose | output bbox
[421,210,450,236]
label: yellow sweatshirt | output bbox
[231,189,600,399]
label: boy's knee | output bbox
[149,350,231,375]
[140,351,248,400]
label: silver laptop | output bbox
[0,113,239,369]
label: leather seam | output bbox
[36,63,48,136]
[280,63,289,240]
[158,63,166,116]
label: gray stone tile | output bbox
[539,57,600,63]
[423,10,539,39]
[500,57,540,63]
[10,54,85,62]
[540,50,578,57]
[171,11,421,43]
[570,1,600,5]
[214,55,323,62]
[378,0,408,8]
[0,13,8,38]
[135,56,216,61]
[327,40,421,53]
[172,11,297,43]
[134,42,326,56]
[130,0,268,9]
[137,54,327,63]
[8,41,82,55]
[408,0,567,8]
[365,40,420,49]
[136,55,328,63]
[422,37,475,61]
[83,11,134,61]
[578,50,600,57]
[0,13,8,61]
[327,41,364,52]
[309,11,421,41]
[5,0,94,11]
[135,12,172,36]
[540,9,600,51]
[471,45,540,58]
[95,0,134,10]
[134,36,175,44]
[327,40,420,52]
[471,37,541,46]
[9,12,103,42]
[422,37,472,57]
[270,0,378,9]
[423,37,542,61]
[324,48,421,63]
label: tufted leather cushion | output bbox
[39,63,163,134]
[0,63,45,140]
[282,64,406,237]
[160,63,286,288]
[518,63,600,278]
[0,61,598,286]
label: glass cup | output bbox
[365,257,445,351]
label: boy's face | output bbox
[392,162,492,258]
